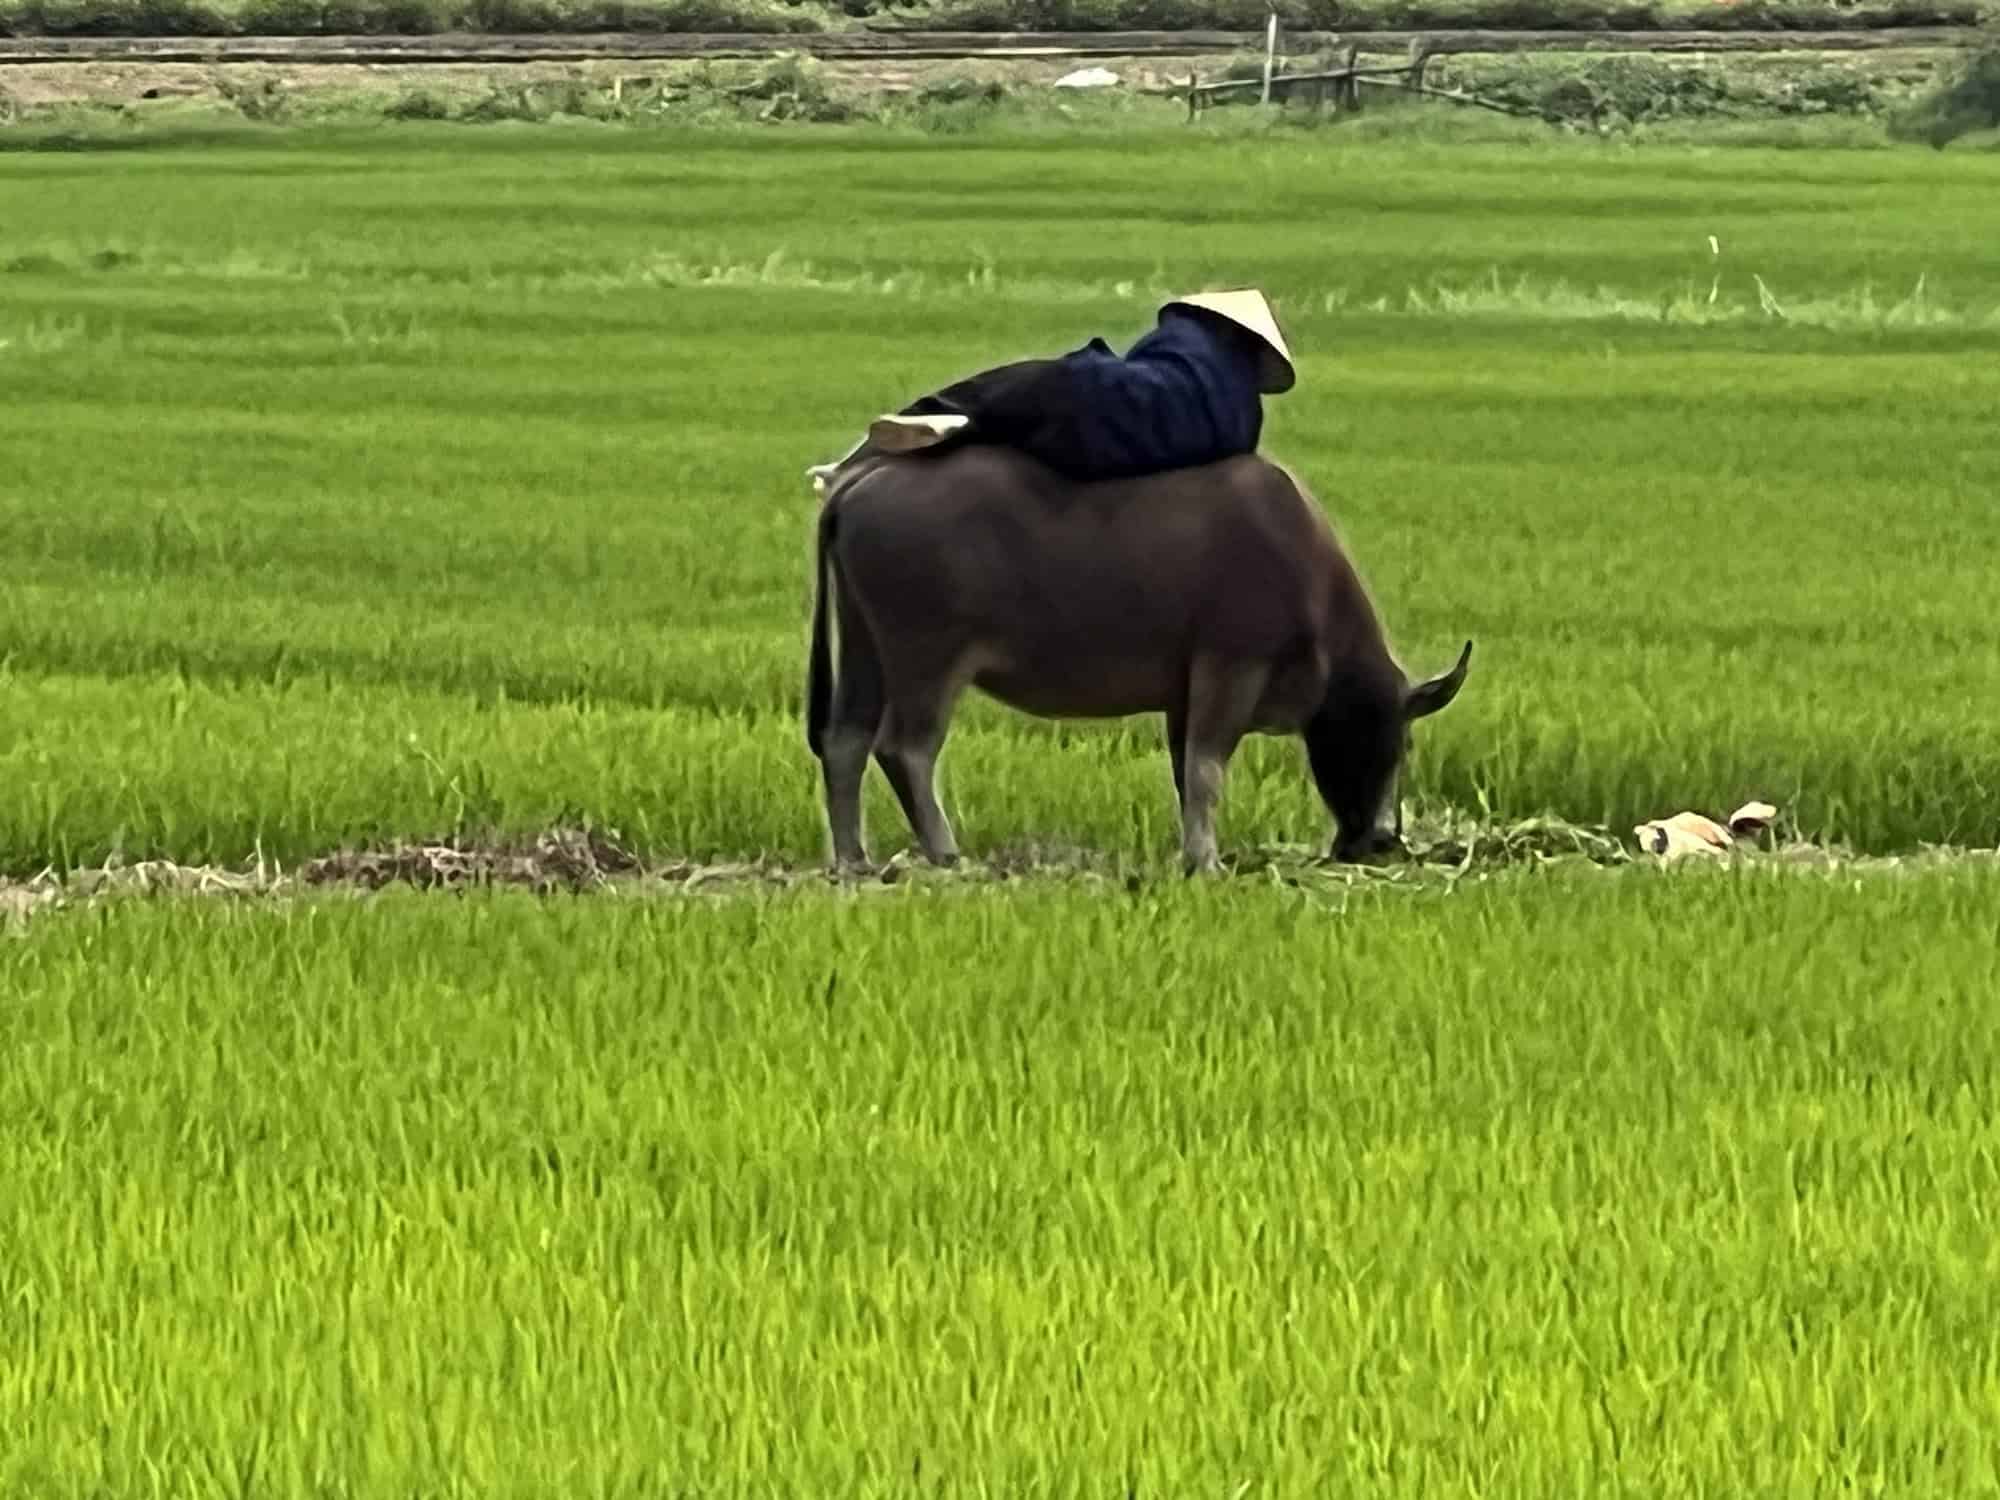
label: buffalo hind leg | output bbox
[820,592,887,872]
[877,676,963,866]
[1180,656,1269,875]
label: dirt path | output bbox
[0,51,1225,107]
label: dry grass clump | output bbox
[299,823,643,891]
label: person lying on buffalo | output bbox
[808,288,1295,491]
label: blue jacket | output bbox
[1048,307,1265,480]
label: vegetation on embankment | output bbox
[1887,22,2000,134]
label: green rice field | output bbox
[4,119,2000,1492]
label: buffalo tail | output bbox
[805,501,836,759]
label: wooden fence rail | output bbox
[1186,36,1470,119]
[1187,61,1552,120]
[1187,61,1422,116]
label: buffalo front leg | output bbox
[1179,656,1268,875]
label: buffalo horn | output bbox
[1404,640,1473,720]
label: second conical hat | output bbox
[1161,288,1296,395]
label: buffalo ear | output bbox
[1404,640,1472,721]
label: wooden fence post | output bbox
[1259,10,1278,107]
[1342,43,1360,110]
[1405,36,1431,92]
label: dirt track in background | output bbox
[0,51,1222,106]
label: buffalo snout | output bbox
[1331,826,1405,864]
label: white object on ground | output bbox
[1054,67,1121,89]
[1634,811,1734,860]
[1634,800,1781,861]
[1726,800,1777,835]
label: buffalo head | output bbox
[1305,640,1472,863]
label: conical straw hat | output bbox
[1161,288,1296,394]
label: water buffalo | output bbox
[804,444,1471,873]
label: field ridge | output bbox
[10,814,1999,931]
